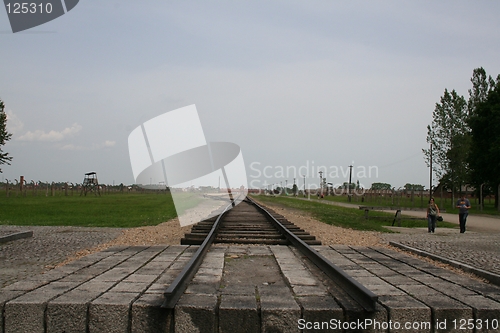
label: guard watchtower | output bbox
[81,172,100,196]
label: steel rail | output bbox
[248,196,378,312]
[162,199,234,309]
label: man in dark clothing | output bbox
[456,195,471,233]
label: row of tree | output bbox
[370,182,425,191]
[423,67,500,208]
[0,99,12,172]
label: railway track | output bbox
[163,196,378,312]
[181,198,320,245]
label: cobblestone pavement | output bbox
[0,225,123,288]
[1,220,499,290]
[382,227,500,276]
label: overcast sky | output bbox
[1,1,499,189]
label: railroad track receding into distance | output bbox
[163,196,378,312]
[181,198,320,245]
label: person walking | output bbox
[456,194,471,233]
[426,198,440,233]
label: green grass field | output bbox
[286,191,499,216]
[253,194,457,232]
[0,192,192,228]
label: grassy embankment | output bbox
[0,192,201,228]
[253,194,457,232]
[311,191,499,216]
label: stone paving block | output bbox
[226,246,248,255]
[117,258,146,267]
[74,280,115,292]
[467,283,500,295]
[451,294,500,332]
[124,273,158,284]
[145,283,166,294]
[299,295,343,333]
[142,245,168,253]
[87,261,119,272]
[362,284,406,296]
[200,257,225,269]
[380,274,419,285]
[416,275,447,286]
[433,282,479,297]
[92,267,135,282]
[135,266,167,275]
[352,276,388,286]
[2,279,48,291]
[191,273,221,284]
[344,303,388,333]
[340,269,375,278]
[51,262,89,274]
[4,299,45,333]
[175,294,218,333]
[110,281,149,293]
[185,282,219,295]
[285,274,319,286]
[197,267,223,276]
[4,282,76,332]
[46,290,102,333]
[169,261,191,270]
[259,285,300,333]
[292,285,328,296]
[0,290,24,333]
[331,245,357,253]
[247,246,272,256]
[89,292,138,333]
[219,295,259,333]
[58,273,94,283]
[221,284,256,295]
[156,270,182,284]
[486,293,500,303]
[368,267,401,277]
[417,294,474,332]
[397,284,437,296]
[131,293,172,333]
[378,295,431,333]
[24,269,68,282]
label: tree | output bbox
[0,99,12,172]
[423,89,468,203]
[370,182,391,190]
[468,77,500,208]
[404,184,425,191]
[468,67,497,116]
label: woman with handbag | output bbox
[426,198,440,233]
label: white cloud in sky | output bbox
[6,110,24,134]
[16,123,82,142]
[60,140,116,151]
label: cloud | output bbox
[6,110,24,134]
[17,123,82,142]
[60,140,116,151]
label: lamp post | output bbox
[319,171,323,198]
[429,142,433,198]
[348,164,353,202]
[303,175,306,197]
